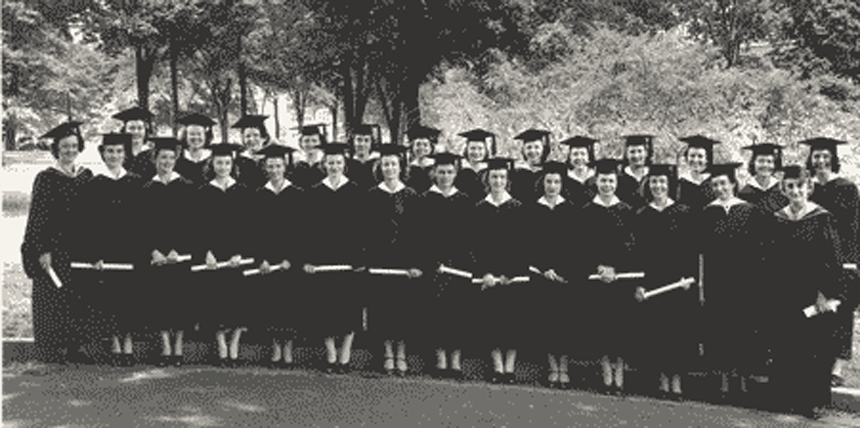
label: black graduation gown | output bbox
[510,166,542,204]
[562,172,597,209]
[454,166,486,205]
[304,179,366,337]
[174,152,212,186]
[763,205,845,412]
[579,199,638,357]
[235,153,267,189]
[70,171,145,336]
[810,176,860,359]
[617,169,648,209]
[364,184,419,340]
[138,175,197,330]
[471,196,530,349]
[524,199,580,353]
[194,181,254,330]
[345,157,377,191]
[676,177,714,212]
[698,200,767,372]
[632,203,699,370]
[21,166,93,362]
[412,188,478,349]
[249,183,307,334]
[738,182,788,214]
[124,148,156,179]
[406,164,433,194]
[288,161,325,190]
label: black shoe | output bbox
[324,362,338,374]
[831,374,845,387]
[669,392,685,402]
[558,381,571,390]
[336,362,350,374]
[504,373,516,384]
[109,353,123,367]
[449,369,464,381]
[267,359,281,369]
[214,357,229,368]
[156,355,171,368]
[120,354,136,367]
[281,361,296,370]
[489,371,504,384]
[172,355,183,367]
[432,367,447,379]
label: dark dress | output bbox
[632,203,699,371]
[676,176,714,212]
[124,147,156,179]
[763,204,845,412]
[304,178,366,337]
[174,151,212,185]
[471,196,529,350]
[524,198,580,354]
[364,184,419,340]
[454,165,486,205]
[249,182,307,336]
[345,157,377,191]
[510,166,542,204]
[288,161,325,190]
[412,187,478,350]
[194,181,254,331]
[579,198,638,358]
[617,168,648,209]
[738,181,788,214]
[810,176,860,360]
[699,200,768,373]
[21,166,93,363]
[562,171,597,209]
[138,174,197,331]
[406,164,433,194]
[70,171,145,337]
[235,153,267,189]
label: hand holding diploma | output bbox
[438,264,472,279]
[635,277,695,302]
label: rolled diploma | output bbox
[529,266,542,275]
[804,300,841,318]
[470,275,529,284]
[640,277,695,300]
[589,272,645,280]
[47,266,63,288]
[439,265,472,279]
[845,263,858,270]
[191,258,255,272]
[71,262,133,270]
[243,264,283,277]
[314,264,353,273]
[151,254,192,265]
[369,268,411,277]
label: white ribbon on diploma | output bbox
[438,264,472,279]
[150,254,192,265]
[368,268,411,277]
[47,266,63,288]
[804,300,841,318]
[635,277,695,302]
[471,275,530,284]
[71,262,134,270]
[845,263,858,270]
[191,258,255,272]
[589,272,645,280]
[243,264,283,277]
[314,265,353,273]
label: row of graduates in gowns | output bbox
[22,114,858,419]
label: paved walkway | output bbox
[3,362,859,427]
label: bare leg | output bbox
[396,341,407,372]
[271,339,282,362]
[548,354,559,382]
[383,340,395,370]
[339,332,354,365]
[660,372,670,392]
[601,355,612,387]
[161,331,172,356]
[228,328,244,360]
[720,372,730,393]
[671,374,682,394]
[216,331,228,359]
[491,349,504,373]
[123,333,133,354]
[324,337,337,364]
[613,357,624,389]
[435,349,447,370]
[283,340,293,364]
[451,350,462,371]
[504,349,517,373]
[559,355,570,383]
[111,336,121,354]
[173,331,183,356]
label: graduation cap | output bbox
[377,144,408,157]
[780,164,808,180]
[624,134,654,147]
[647,164,677,178]
[100,133,132,147]
[210,143,243,157]
[514,129,551,143]
[559,136,598,148]
[322,142,351,156]
[231,115,268,129]
[798,137,847,154]
[589,158,622,174]
[177,112,215,128]
[257,144,296,160]
[707,163,743,181]
[41,121,83,141]
[680,135,720,160]
[742,143,783,157]
[352,123,378,135]
[407,125,442,141]
[486,157,514,171]
[429,152,461,167]
[541,161,568,176]
[151,137,182,153]
[298,124,327,136]
[112,107,154,122]
[458,128,497,157]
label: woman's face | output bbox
[568,147,589,168]
[543,173,562,197]
[213,155,233,178]
[353,134,372,156]
[243,128,263,150]
[783,178,810,204]
[711,175,735,200]
[686,147,708,173]
[434,164,457,188]
[626,145,647,167]
[811,149,833,173]
[56,135,80,164]
[102,145,126,169]
[380,155,401,181]
[467,141,487,163]
[300,134,321,153]
[155,149,177,175]
[125,120,147,143]
[185,125,207,150]
[324,154,345,177]
[488,169,508,192]
[754,154,775,178]
[522,141,544,165]
[412,139,433,159]
[596,173,617,197]
[265,157,286,181]
[648,175,669,200]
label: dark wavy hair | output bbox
[641,171,678,202]
[178,125,214,148]
[372,154,410,183]
[521,139,551,164]
[805,148,841,174]
[748,152,784,177]
[481,167,512,195]
[49,132,85,159]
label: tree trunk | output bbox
[170,37,180,136]
[136,45,154,112]
[330,93,338,142]
[401,71,422,137]
[238,34,248,115]
[342,56,355,136]
[273,94,280,140]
